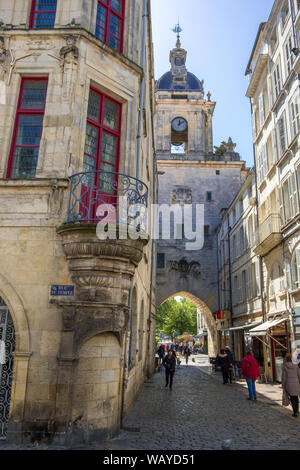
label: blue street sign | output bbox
[50,285,74,296]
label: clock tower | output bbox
[154,26,248,356]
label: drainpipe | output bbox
[216,231,221,311]
[136,0,148,181]
[147,154,157,378]
[250,100,266,323]
[120,0,148,427]
[120,275,134,428]
[227,219,234,353]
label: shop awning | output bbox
[249,317,287,337]
[222,321,262,332]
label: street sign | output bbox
[50,285,74,296]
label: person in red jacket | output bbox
[241,350,260,401]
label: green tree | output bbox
[156,297,197,337]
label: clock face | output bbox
[172,117,187,132]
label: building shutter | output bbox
[259,93,265,128]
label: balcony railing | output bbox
[254,213,282,255]
[65,170,148,226]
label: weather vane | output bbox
[172,20,182,48]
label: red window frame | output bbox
[6,77,48,179]
[85,86,122,177]
[80,87,122,221]
[29,0,57,29]
[95,0,125,53]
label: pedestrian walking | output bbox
[157,345,165,365]
[241,350,260,401]
[225,346,234,383]
[183,345,191,364]
[163,348,176,390]
[281,352,300,418]
[217,349,230,384]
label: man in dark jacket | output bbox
[217,349,230,384]
[183,345,191,364]
[163,348,176,390]
[225,346,234,384]
[157,345,165,364]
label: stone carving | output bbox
[48,35,79,96]
[59,35,79,61]
[171,187,192,204]
[62,307,76,331]
[168,258,201,279]
[0,37,8,85]
[6,48,40,86]
[26,39,54,50]
[214,137,240,161]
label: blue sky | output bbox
[150,0,274,167]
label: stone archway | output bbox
[0,274,31,443]
[158,291,217,357]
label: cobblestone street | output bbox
[108,357,300,451]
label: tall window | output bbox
[7,78,48,179]
[277,112,287,156]
[29,0,57,29]
[285,34,295,76]
[273,58,282,100]
[290,92,300,139]
[281,174,298,223]
[95,0,125,52]
[84,87,121,175]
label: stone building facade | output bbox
[154,32,249,357]
[0,0,156,444]
[215,0,300,383]
[217,170,264,364]
[242,0,300,381]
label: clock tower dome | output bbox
[154,24,215,159]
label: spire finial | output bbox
[172,20,182,48]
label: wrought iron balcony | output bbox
[254,213,282,256]
[65,170,148,226]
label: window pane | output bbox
[111,0,122,14]
[101,132,117,164]
[36,0,57,11]
[110,14,121,39]
[16,115,43,146]
[34,12,56,28]
[103,99,119,131]
[84,124,98,157]
[109,35,120,51]
[99,161,115,193]
[95,5,106,40]
[11,147,39,178]
[87,91,101,121]
[83,155,96,176]
[21,81,47,109]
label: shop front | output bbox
[249,315,291,383]
[227,321,262,365]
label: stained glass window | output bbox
[95,0,125,52]
[30,0,57,29]
[7,78,48,179]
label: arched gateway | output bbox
[157,292,217,357]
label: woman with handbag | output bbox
[281,352,300,417]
